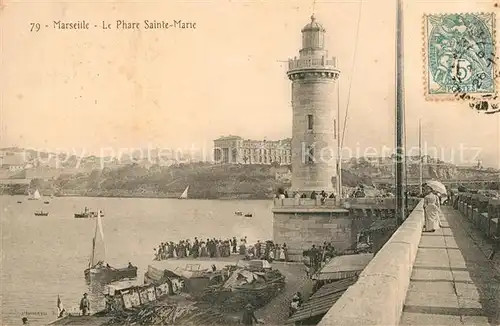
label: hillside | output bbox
[2,155,498,198]
[9,163,371,199]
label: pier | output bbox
[315,191,500,325]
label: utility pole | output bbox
[395,0,406,225]
[337,76,343,198]
[419,119,423,196]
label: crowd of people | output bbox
[276,188,337,201]
[153,237,291,262]
[154,237,242,260]
[276,185,410,201]
[245,240,290,262]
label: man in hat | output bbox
[241,304,259,325]
[79,293,90,316]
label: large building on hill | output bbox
[213,135,291,165]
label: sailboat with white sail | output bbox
[84,211,137,283]
[27,189,41,200]
[179,185,189,199]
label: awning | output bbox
[313,253,373,281]
[287,277,357,324]
[236,259,272,269]
[364,218,397,233]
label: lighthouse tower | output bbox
[287,15,340,193]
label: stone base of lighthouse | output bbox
[272,199,369,262]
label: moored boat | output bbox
[75,212,93,218]
[34,210,49,216]
[74,210,105,218]
[84,263,138,283]
[235,211,243,216]
[244,213,253,217]
[200,259,286,311]
[84,211,137,283]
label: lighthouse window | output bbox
[307,114,314,131]
[307,146,314,163]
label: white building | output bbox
[213,135,291,165]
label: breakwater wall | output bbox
[317,191,500,325]
[317,199,425,325]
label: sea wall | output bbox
[318,200,424,326]
[273,210,356,261]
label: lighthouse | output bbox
[273,15,352,262]
[287,15,340,194]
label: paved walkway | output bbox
[400,207,500,326]
[256,262,314,325]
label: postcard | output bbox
[1,0,499,325]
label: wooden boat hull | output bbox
[244,214,252,217]
[47,313,110,325]
[84,266,138,283]
[74,213,105,218]
[74,213,91,218]
[34,213,49,216]
[201,275,285,311]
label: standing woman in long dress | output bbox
[423,185,442,232]
[279,244,286,261]
[200,241,207,257]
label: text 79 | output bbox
[30,23,41,32]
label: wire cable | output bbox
[340,0,363,149]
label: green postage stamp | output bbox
[423,13,496,100]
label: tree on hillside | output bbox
[87,170,102,189]
[29,178,44,190]
[487,182,499,190]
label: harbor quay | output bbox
[43,189,500,326]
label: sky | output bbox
[1,0,499,167]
